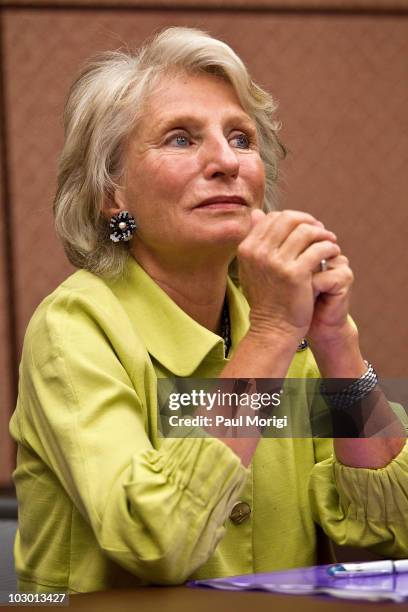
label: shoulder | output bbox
[22,269,143,370]
[26,270,115,335]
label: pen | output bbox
[328,559,408,578]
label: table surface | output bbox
[10,586,408,611]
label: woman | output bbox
[10,26,408,594]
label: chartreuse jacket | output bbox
[9,256,408,593]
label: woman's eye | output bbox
[231,133,250,149]
[167,133,191,147]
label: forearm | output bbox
[217,329,299,466]
[310,325,406,468]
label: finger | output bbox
[313,262,354,296]
[280,209,324,227]
[279,223,337,260]
[314,254,349,272]
[244,210,280,244]
[249,208,266,229]
[243,209,326,252]
[257,209,327,250]
[297,240,341,272]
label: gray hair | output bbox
[54,26,286,278]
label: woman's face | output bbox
[113,70,265,265]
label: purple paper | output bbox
[188,563,408,602]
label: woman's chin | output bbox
[198,227,249,248]
[190,216,251,243]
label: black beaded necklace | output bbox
[221,298,231,358]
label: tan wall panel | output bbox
[6,0,408,10]
[3,8,408,388]
[273,16,408,376]
[0,96,14,486]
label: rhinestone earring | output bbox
[109,210,137,242]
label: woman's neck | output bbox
[131,248,231,335]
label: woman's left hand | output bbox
[307,254,355,348]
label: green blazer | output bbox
[9,256,408,593]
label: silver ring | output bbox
[320,259,328,272]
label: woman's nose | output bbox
[201,136,240,180]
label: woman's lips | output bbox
[195,201,247,210]
[194,196,248,209]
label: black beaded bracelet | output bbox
[320,361,378,410]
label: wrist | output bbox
[309,324,367,378]
[224,328,298,380]
[246,325,300,354]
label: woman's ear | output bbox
[102,187,127,221]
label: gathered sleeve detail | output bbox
[98,435,247,584]
[309,440,408,557]
[136,435,246,510]
[99,436,247,582]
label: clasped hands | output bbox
[237,209,355,352]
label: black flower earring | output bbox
[109,210,137,243]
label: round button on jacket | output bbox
[229,501,251,525]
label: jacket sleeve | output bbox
[310,427,408,558]
[14,288,248,585]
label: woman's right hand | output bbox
[236,209,340,344]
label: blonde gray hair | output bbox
[54,26,286,278]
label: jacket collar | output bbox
[106,256,250,376]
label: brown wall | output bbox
[0,56,15,488]
[1,1,407,486]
